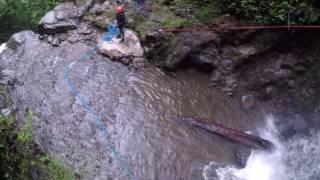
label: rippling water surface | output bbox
[111,67,265,180]
[3,41,303,180]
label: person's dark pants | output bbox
[117,25,124,41]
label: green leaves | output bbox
[229,0,320,24]
[0,0,63,43]
[0,0,8,17]
[180,0,320,25]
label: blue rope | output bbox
[64,24,136,180]
[103,25,120,41]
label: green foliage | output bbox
[17,110,35,144]
[133,14,157,39]
[162,18,191,28]
[40,155,77,180]
[177,0,221,23]
[0,0,63,43]
[0,111,77,180]
[0,114,14,127]
[195,4,220,23]
[179,0,320,24]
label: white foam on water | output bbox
[202,115,320,180]
[232,117,286,180]
[0,43,6,54]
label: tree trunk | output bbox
[175,116,274,151]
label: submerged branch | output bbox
[175,116,274,151]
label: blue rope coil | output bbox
[64,25,136,180]
[103,25,120,42]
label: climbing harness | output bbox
[64,25,136,180]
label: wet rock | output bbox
[89,1,110,15]
[39,10,78,34]
[162,31,217,69]
[94,14,113,29]
[1,106,15,117]
[66,33,82,43]
[39,3,81,34]
[235,146,251,168]
[145,30,166,43]
[78,23,92,35]
[40,11,57,24]
[258,86,274,100]
[275,113,315,139]
[0,93,8,109]
[97,28,145,66]
[51,37,61,46]
[7,31,33,50]
[47,35,60,46]
[130,57,145,69]
[75,0,95,17]
[47,35,53,43]
[0,28,134,179]
[54,3,79,20]
[241,94,255,109]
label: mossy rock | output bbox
[0,111,78,180]
[94,11,115,28]
[17,110,36,144]
[161,18,191,28]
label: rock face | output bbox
[145,15,320,130]
[39,3,79,34]
[0,1,147,179]
[39,0,96,34]
[146,30,218,70]
[98,28,145,68]
[38,0,144,67]
[0,30,132,179]
[147,28,288,96]
[146,22,319,105]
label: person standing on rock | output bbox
[116,6,126,42]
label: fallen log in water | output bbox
[175,116,274,151]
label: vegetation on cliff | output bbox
[0,0,64,42]
[0,111,77,179]
[0,83,77,180]
[179,0,320,25]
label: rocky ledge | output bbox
[145,16,320,126]
[37,0,146,68]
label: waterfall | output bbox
[202,116,320,180]
[0,43,6,53]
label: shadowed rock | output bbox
[39,1,94,34]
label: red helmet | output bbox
[116,6,125,13]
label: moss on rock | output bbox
[0,84,77,179]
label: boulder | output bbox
[97,28,144,67]
[74,0,95,16]
[241,94,255,109]
[6,31,38,51]
[164,31,217,69]
[39,3,81,34]
[235,146,251,168]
